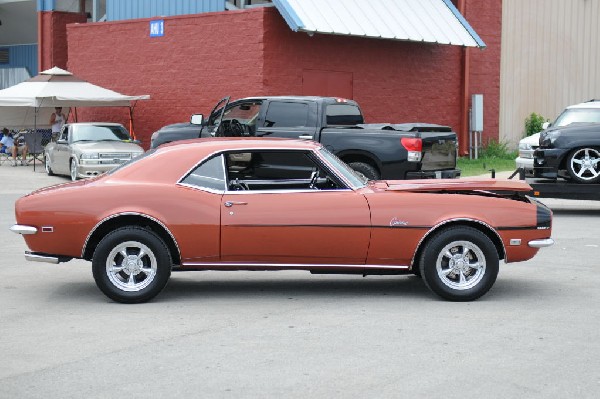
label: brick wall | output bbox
[39,11,87,72]
[66,2,502,149]
[68,9,267,147]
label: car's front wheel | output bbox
[92,227,172,303]
[419,226,499,301]
[566,147,600,183]
[45,153,55,176]
[70,158,79,181]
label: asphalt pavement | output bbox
[1,162,599,399]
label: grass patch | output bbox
[458,140,518,177]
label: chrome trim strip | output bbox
[25,252,59,264]
[82,212,181,260]
[10,225,37,235]
[181,262,410,270]
[528,238,554,248]
[410,218,507,266]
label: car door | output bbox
[52,125,71,174]
[220,149,371,265]
[255,100,319,140]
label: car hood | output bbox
[520,133,540,145]
[371,178,531,193]
[72,141,144,152]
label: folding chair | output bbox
[23,130,45,166]
[0,133,13,165]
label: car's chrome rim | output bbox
[45,154,50,173]
[570,148,600,180]
[70,159,77,181]
[106,241,157,292]
[436,240,486,290]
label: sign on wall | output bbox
[150,20,164,37]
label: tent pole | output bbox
[129,102,136,140]
[33,106,37,172]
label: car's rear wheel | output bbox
[92,227,172,303]
[348,161,379,180]
[566,147,600,183]
[44,153,55,176]
[70,158,78,181]
[419,226,498,301]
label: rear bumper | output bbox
[25,251,72,264]
[406,169,461,179]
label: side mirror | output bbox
[542,121,550,130]
[190,114,204,125]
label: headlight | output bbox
[519,142,532,151]
[539,131,561,147]
[81,153,99,159]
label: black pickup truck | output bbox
[150,96,460,180]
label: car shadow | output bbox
[159,274,433,302]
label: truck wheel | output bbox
[92,226,172,303]
[566,147,600,183]
[419,226,498,301]
[348,162,379,180]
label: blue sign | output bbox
[150,20,164,37]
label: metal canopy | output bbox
[272,0,486,48]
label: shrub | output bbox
[480,139,517,160]
[524,112,546,137]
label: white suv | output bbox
[516,100,600,175]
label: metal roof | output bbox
[272,0,486,48]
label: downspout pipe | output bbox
[458,0,470,156]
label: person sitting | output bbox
[0,127,28,166]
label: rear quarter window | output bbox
[326,104,363,125]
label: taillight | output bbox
[401,137,422,162]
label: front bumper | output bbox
[533,148,569,179]
[77,163,122,179]
[528,238,554,248]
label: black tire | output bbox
[565,147,600,184]
[92,226,172,303]
[419,226,499,301]
[44,153,55,176]
[348,161,380,180]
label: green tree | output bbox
[524,112,546,137]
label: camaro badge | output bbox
[390,217,408,227]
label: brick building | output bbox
[7,0,502,152]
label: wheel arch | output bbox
[83,213,181,265]
[411,219,506,269]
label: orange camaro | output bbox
[11,138,553,303]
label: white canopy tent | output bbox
[0,67,150,129]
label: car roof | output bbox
[565,100,600,110]
[159,137,323,152]
[65,122,125,127]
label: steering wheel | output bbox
[229,119,246,137]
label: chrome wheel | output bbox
[105,241,158,292]
[70,158,78,181]
[44,153,54,176]
[436,240,486,290]
[567,148,600,183]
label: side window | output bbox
[180,155,226,192]
[263,102,309,128]
[225,150,344,191]
[326,104,364,125]
[59,127,69,142]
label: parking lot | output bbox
[1,163,599,399]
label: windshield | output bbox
[553,108,600,127]
[318,147,368,188]
[72,124,131,142]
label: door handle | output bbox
[224,201,248,207]
[298,135,313,140]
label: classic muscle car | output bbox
[11,138,554,303]
[44,122,144,181]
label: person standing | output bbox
[50,107,66,135]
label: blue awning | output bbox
[272,0,486,49]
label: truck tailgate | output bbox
[419,131,457,171]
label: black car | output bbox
[533,122,600,183]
